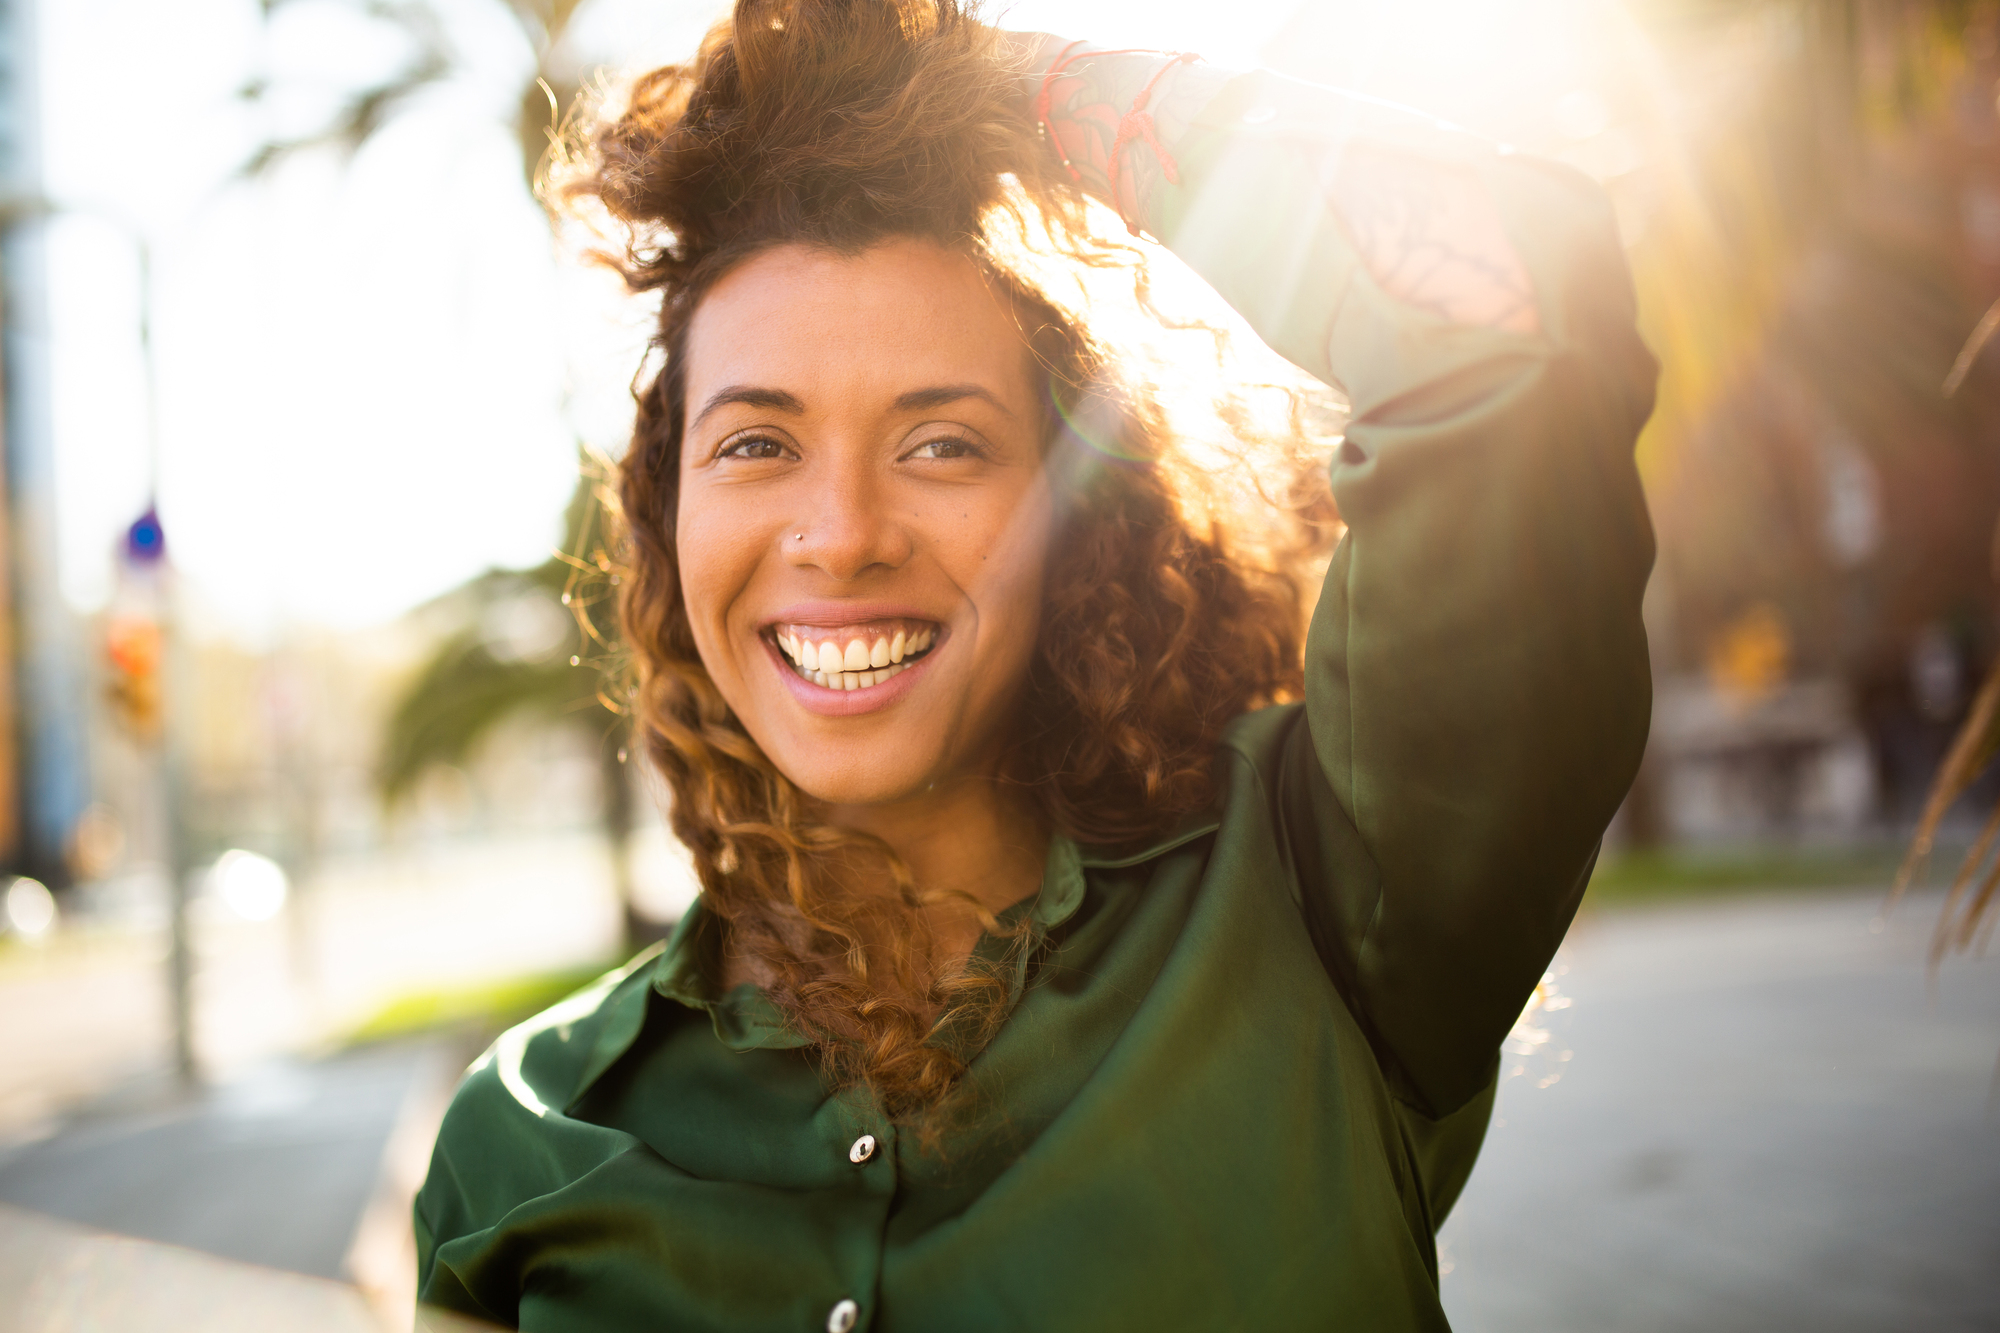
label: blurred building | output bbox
[0,0,90,884]
[1634,5,2000,844]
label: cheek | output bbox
[951,479,1054,664]
[674,484,767,661]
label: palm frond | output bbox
[376,628,597,803]
[240,1,456,177]
[244,0,595,188]
[378,468,626,805]
[1896,655,2000,962]
[498,0,592,52]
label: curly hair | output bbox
[562,0,1337,1125]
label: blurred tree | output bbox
[1593,3,2000,847]
[1614,1,2000,954]
[377,468,657,946]
[242,0,594,190]
[241,1,665,945]
[1631,1,2000,679]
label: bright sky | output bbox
[38,0,1628,639]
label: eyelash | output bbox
[905,434,985,461]
[715,435,793,461]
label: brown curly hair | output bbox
[562,0,1336,1124]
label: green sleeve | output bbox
[414,1198,435,1296]
[1153,71,1657,1116]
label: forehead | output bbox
[684,239,1035,406]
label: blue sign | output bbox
[124,506,165,565]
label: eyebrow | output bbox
[690,386,806,430]
[689,382,1014,430]
[891,384,1013,417]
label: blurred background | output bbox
[0,0,1995,1330]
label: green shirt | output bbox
[414,69,1655,1333]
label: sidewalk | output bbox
[0,1036,453,1280]
[0,1202,498,1333]
[1440,886,2000,1331]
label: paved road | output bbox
[1440,887,2000,1332]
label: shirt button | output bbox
[826,1298,859,1332]
[848,1134,877,1164]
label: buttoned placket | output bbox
[615,828,1222,1333]
[808,1081,896,1333]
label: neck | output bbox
[822,775,1049,944]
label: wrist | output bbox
[996,29,1064,116]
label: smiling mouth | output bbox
[767,619,939,691]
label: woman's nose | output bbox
[785,473,912,580]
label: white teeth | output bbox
[783,658,912,691]
[773,624,933,691]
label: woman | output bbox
[415,2,1655,1329]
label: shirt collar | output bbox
[650,904,808,1051]
[641,811,1219,1053]
[1072,803,1223,870]
[558,812,1225,1112]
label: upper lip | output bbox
[761,601,944,630]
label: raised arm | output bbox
[1027,40,1657,1116]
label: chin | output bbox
[769,745,937,808]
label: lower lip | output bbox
[765,636,938,716]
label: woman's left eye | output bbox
[907,436,981,460]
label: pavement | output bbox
[1439,886,2000,1332]
[0,879,1994,1330]
[0,1039,445,1280]
[0,1201,498,1333]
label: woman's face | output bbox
[676,239,1053,808]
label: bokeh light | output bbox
[208,850,290,923]
[3,877,58,939]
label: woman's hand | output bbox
[1327,143,1540,335]
[999,34,1223,221]
[1005,30,1538,335]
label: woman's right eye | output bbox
[717,436,792,460]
